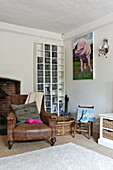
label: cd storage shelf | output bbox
[34,43,65,116]
[98,113,113,149]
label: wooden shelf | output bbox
[34,43,65,116]
[98,113,113,149]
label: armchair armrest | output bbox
[7,112,16,121]
[40,111,57,138]
[40,111,57,127]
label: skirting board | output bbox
[98,138,113,149]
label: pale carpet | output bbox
[0,142,113,170]
[1,133,113,159]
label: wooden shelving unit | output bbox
[98,113,113,149]
[34,43,65,116]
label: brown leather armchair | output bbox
[7,94,57,149]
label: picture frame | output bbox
[76,107,96,122]
[73,32,94,80]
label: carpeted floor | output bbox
[0,133,113,159]
[0,142,113,170]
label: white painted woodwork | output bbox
[98,113,113,149]
[34,43,65,116]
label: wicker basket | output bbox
[56,117,75,136]
[103,119,113,129]
[103,129,113,140]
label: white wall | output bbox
[64,21,113,132]
[0,23,63,94]
[1,20,113,133]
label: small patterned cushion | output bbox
[11,101,40,124]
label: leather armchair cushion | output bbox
[13,123,52,141]
[11,101,40,124]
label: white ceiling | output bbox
[0,0,113,34]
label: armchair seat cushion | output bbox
[13,123,52,141]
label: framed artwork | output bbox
[76,107,96,123]
[73,32,94,80]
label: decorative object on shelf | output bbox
[59,101,65,116]
[73,32,94,80]
[45,85,50,95]
[52,103,57,113]
[98,38,109,58]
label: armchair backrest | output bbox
[10,94,45,112]
[10,94,27,105]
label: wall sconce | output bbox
[98,38,109,58]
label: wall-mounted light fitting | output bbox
[98,38,109,58]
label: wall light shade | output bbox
[98,38,109,58]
